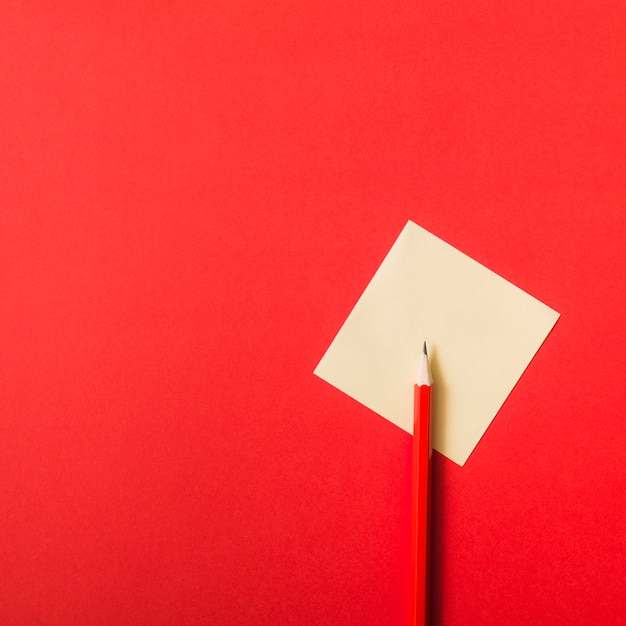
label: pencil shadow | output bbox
[428,349,448,456]
[428,452,446,626]
[427,347,446,626]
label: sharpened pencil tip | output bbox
[417,341,433,385]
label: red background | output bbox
[1,2,625,624]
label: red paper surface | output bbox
[1,2,625,624]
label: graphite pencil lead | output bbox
[423,341,428,356]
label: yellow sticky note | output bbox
[314,221,559,466]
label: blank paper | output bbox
[314,221,560,466]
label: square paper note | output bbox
[314,221,559,466]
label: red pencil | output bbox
[410,341,433,626]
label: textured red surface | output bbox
[1,2,625,624]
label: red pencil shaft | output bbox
[410,383,432,626]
